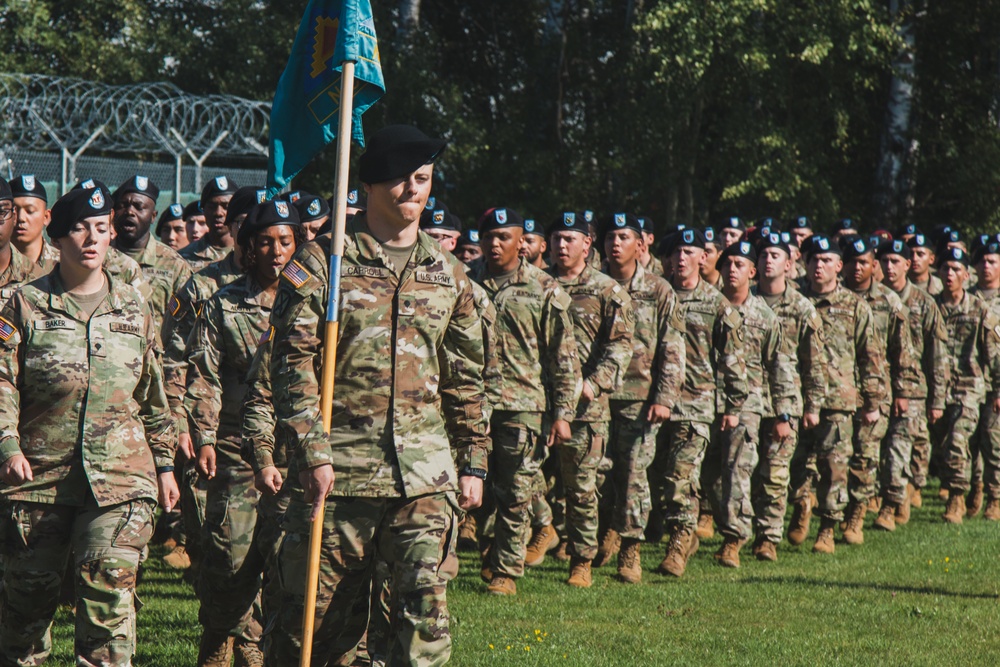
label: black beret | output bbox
[10,175,46,202]
[155,203,185,236]
[478,207,524,235]
[284,190,306,203]
[294,193,331,223]
[759,232,791,257]
[226,187,268,226]
[703,226,718,245]
[583,210,596,231]
[523,218,544,238]
[907,233,933,250]
[202,175,238,201]
[936,229,962,252]
[897,223,920,237]
[973,242,1000,265]
[716,240,757,269]
[603,212,643,237]
[114,175,160,204]
[0,177,10,203]
[832,218,857,233]
[781,231,798,248]
[457,227,481,247]
[757,217,777,229]
[971,234,995,253]
[929,224,952,244]
[424,197,448,215]
[358,125,446,184]
[720,216,745,231]
[637,216,655,234]
[420,207,461,232]
[842,236,874,261]
[49,186,113,239]
[672,227,706,251]
[183,200,203,219]
[877,238,912,261]
[73,178,109,192]
[790,216,811,230]
[804,234,842,258]
[549,211,589,236]
[237,199,302,246]
[937,246,969,268]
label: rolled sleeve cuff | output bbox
[553,406,576,423]
[0,437,22,464]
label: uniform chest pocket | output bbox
[106,320,146,368]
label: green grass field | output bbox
[46,483,1000,666]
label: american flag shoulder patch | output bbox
[282,260,311,288]
[0,317,16,341]
[168,295,182,317]
[258,325,274,345]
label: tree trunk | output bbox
[398,0,421,38]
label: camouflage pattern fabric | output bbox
[114,236,192,338]
[607,400,659,539]
[178,236,231,272]
[754,417,800,543]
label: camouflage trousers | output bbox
[264,491,459,667]
[880,401,925,504]
[479,412,544,578]
[171,457,208,557]
[527,451,556,529]
[971,402,1000,499]
[198,447,262,642]
[651,420,712,530]
[0,497,154,667]
[710,414,762,541]
[849,408,889,505]
[253,468,290,642]
[698,418,724,520]
[606,401,660,539]
[908,402,935,490]
[931,404,979,493]
[753,417,798,544]
[794,409,854,521]
[552,421,608,560]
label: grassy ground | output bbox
[46,483,1000,666]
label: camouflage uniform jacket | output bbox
[0,246,42,308]
[104,246,147,299]
[897,280,949,408]
[179,236,231,272]
[185,275,271,456]
[271,218,490,498]
[115,236,193,335]
[547,263,634,422]
[801,284,886,412]
[641,254,665,278]
[913,274,944,297]
[606,261,685,409]
[720,294,797,417]
[470,279,498,422]
[35,242,60,276]
[469,258,581,422]
[162,252,242,433]
[935,290,1000,409]
[752,284,826,416]
[0,270,175,506]
[240,330,289,474]
[850,281,920,402]
[671,278,748,423]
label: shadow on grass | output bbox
[739,575,999,600]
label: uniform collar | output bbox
[349,213,437,270]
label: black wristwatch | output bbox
[777,413,792,423]
[460,466,488,481]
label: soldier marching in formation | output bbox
[4,122,1000,667]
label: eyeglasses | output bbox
[0,204,14,219]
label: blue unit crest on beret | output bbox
[854,240,865,253]
[615,213,626,228]
[433,210,444,224]
[136,176,149,191]
[563,212,575,226]
[89,189,105,209]
[740,242,751,255]
[470,230,479,243]
[275,201,290,218]
[347,190,359,205]
[525,219,535,232]
[495,209,507,224]
[215,176,228,190]
[256,190,268,204]
[170,204,183,216]
[682,230,694,243]
[308,199,321,216]
[23,175,35,190]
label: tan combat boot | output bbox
[617,538,642,584]
[842,502,866,545]
[967,481,984,518]
[487,574,517,595]
[867,496,881,514]
[753,538,777,562]
[594,528,621,567]
[909,484,922,508]
[656,526,694,578]
[163,545,192,570]
[457,514,478,551]
[480,546,493,583]
[984,498,1000,521]
[695,512,715,539]
[812,518,836,554]
[715,537,747,569]
[567,557,593,588]
[525,524,558,567]
[943,490,966,524]
[895,493,911,525]
[873,501,896,532]
[938,487,949,502]
[551,541,571,561]
[197,631,234,667]
[787,495,812,546]
[233,639,264,667]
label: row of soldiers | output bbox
[3,121,999,665]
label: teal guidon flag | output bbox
[267,0,385,197]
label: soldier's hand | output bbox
[647,404,671,424]
[863,409,880,425]
[300,464,335,521]
[197,445,217,479]
[458,476,484,510]
[929,409,943,424]
[772,420,793,439]
[157,471,180,512]
[720,415,740,431]
[892,398,909,418]
[0,454,33,486]
[178,432,195,460]
[802,413,820,430]
[255,466,284,496]
[581,381,596,403]
[548,419,572,447]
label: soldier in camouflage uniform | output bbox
[546,212,634,587]
[468,207,581,596]
[794,236,886,554]
[754,234,826,559]
[185,200,304,666]
[10,175,60,275]
[877,240,948,527]
[0,186,177,667]
[0,180,44,309]
[909,234,944,296]
[651,228,747,578]
[841,237,917,543]
[599,213,684,583]
[636,216,665,277]
[519,217,549,269]
[111,175,193,337]
[968,240,1000,518]
[789,217,813,281]
[265,126,489,666]
[699,227,724,292]
[180,176,239,271]
[933,247,1000,523]
[706,241,797,568]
